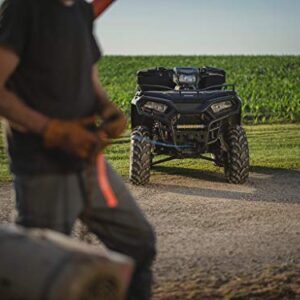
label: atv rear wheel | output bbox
[224,125,250,184]
[129,126,152,185]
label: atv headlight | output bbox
[211,101,233,113]
[143,101,168,113]
[178,74,197,85]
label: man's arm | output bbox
[91,64,127,138]
[0,47,49,134]
[92,64,112,112]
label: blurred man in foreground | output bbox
[0,0,156,299]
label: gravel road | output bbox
[1,167,300,299]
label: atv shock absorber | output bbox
[93,0,116,19]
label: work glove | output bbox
[100,103,127,139]
[43,118,101,160]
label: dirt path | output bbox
[1,167,300,299]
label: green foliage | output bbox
[0,124,299,182]
[99,55,300,124]
[0,129,10,181]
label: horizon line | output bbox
[101,53,300,57]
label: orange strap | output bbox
[92,0,115,19]
[97,153,118,208]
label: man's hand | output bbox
[101,103,127,139]
[43,119,99,160]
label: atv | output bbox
[129,66,250,185]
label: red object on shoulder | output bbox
[92,0,116,19]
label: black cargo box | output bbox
[137,66,226,91]
[199,67,226,90]
[137,68,175,91]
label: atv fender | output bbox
[131,104,153,128]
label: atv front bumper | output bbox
[133,91,242,154]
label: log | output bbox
[0,225,133,300]
[92,0,116,19]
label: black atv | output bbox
[129,66,250,185]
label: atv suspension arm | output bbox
[151,156,178,166]
[151,154,217,166]
[131,136,193,149]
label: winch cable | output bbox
[129,136,217,165]
[131,135,194,149]
[79,128,197,242]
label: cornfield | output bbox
[98,55,300,124]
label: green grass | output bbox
[105,123,300,178]
[0,124,299,182]
[99,56,300,124]
[0,128,9,182]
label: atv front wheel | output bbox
[224,125,250,184]
[129,126,152,185]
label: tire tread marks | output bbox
[129,126,151,185]
[224,125,250,184]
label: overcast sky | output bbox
[95,0,300,55]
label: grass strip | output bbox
[0,124,299,182]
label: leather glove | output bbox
[43,119,99,160]
[101,103,127,139]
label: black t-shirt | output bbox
[0,0,101,174]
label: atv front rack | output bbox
[201,83,236,92]
[138,83,236,92]
[137,84,173,91]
